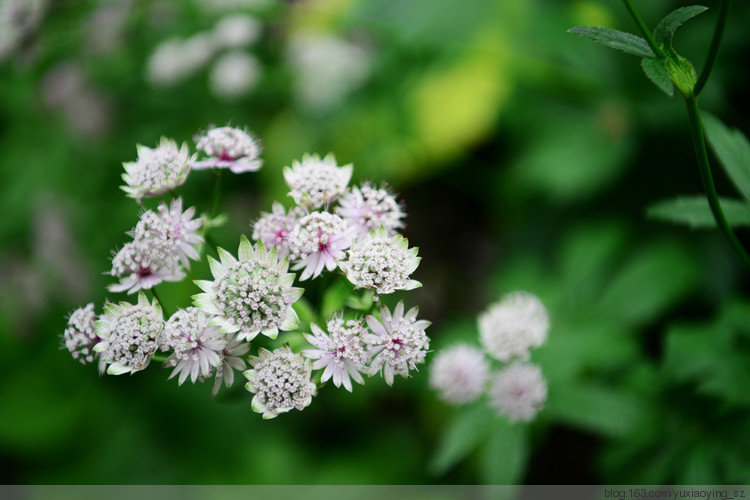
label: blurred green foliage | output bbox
[2,0,750,486]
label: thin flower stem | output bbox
[621,0,666,60]
[694,0,731,96]
[685,97,750,271]
[151,354,168,363]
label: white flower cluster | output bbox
[145,13,263,101]
[64,124,430,421]
[429,291,549,423]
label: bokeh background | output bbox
[2,0,750,485]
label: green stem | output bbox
[151,354,168,363]
[694,0,731,96]
[685,97,750,270]
[621,0,666,60]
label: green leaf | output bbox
[568,26,654,58]
[429,404,493,475]
[647,196,750,229]
[653,6,709,46]
[641,57,674,96]
[480,420,527,485]
[321,280,353,318]
[702,113,750,201]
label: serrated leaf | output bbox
[653,6,708,46]
[641,57,674,96]
[647,196,750,229]
[702,113,750,201]
[568,26,654,58]
[480,419,528,486]
[429,404,493,475]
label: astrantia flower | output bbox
[251,202,302,259]
[193,235,303,341]
[336,182,404,240]
[302,313,370,392]
[63,303,103,371]
[340,227,421,295]
[288,211,354,281]
[211,333,250,397]
[194,126,262,173]
[243,346,317,419]
[109,240,184,294]
[134,197,204,268]
[429,344,489,405]
[365,301,430,386]
[93,293,163,375]
[488,363,547,422]
[283,153,352,209]
[209,51,261,101]
[161,307,226,385]
[478,291,549,362]
[121,137,193,202]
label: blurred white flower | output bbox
[146,33,216,87]
[288,211,354,281]
[209,51,261,101]
[251,202,303,258]
[212,14,261,49]
[478,291,549,362]
[121,137,194,202]
[194,125,262,173]
[63,303,104,372]
[340,227,421,296]
[365,301,430,386]
[162,307,226,385]
[429,344,489,405]
[244,346,317,419]
[94,293,163,375]
[488,363,547,422]
[283,153,352,209]
[0,0,47,61]
[193,236,303,341]
[286,32,372,111]
[303,313,370,392]
[337,182,404,241]
[194,0,273,13]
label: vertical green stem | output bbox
[685,98,750,270]
[694,0,731,96]
[621,0,665,59]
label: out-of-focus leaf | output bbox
[596,243,698,326]
[292,297,317,329]
[641,57,674,96]
[568,26,654,58]
[546,383,656,437]
[429,403,493,475]
[647,196,750,228]
[321,279,352,318]
[480,419,527,486]
[653,6,708,46]
[702,113,750,201]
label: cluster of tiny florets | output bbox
[63,303,101,368]
[244,346,316,419]
[251,202,303,259]
[288,212,354,280]
[336,182,404,240]
[194,126,262,173]
[121,138,194,202]
[162,307,226,385]
[429,291,549,423]
[283,153,353,209]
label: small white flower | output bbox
[134,197,204,268]
[211,333,250,397]
[478,291,549,362]
[365,301,430,386]
[162,307,226,385]
[63,303,104,371]
[336,182,404,241]
[109,240,185,294]
[251,202,303,259]
[243,346,317,419]
[194,126,262,173]
[93,292,163,375]
[193,235,303,341]
[121,137,194,202]
[209,51,261,101]
[302,313,370,392]
[429,344,489,405]
[340,227,421,295]
[488,363,547,422]
[0,0,46,61]
[212,14,262,49]
[288,211,354,281]
[145,32,215,87]
[283,153,352,209]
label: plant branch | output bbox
[621,0,666,60]
[685,97,750,270]
[694,0,731,96]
